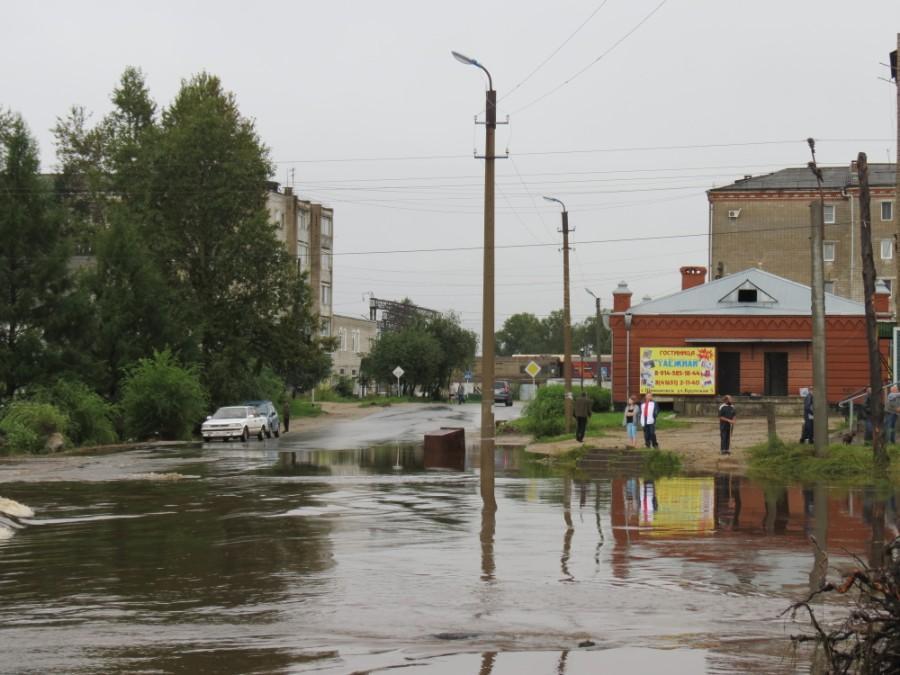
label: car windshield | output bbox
[212,407,248,419]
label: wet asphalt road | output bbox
[279,401,524,451]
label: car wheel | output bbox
[203,436,211,443]
[265,425,272,439]
[240,427,249,443]
[273,424,280,438]
[506,400,513,406]
[258,426,266,441]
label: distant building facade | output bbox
[331,314,378,392]
[266,183,334,336]
[708,163,896,302]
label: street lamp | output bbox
[544,195,573,432]
[453,50,497,509]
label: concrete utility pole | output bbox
[452,51,497,508]
[544,196,574,432]
[586,289,602,384]
[807,139,829,457]
[891,36,899,322]
[858,153,888,470]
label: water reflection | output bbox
[2,444,900,674]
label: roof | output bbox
[708,163,896,192]
[627,268,865,316]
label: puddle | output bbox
[0,443,895,673]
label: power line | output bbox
[330,218,858,256]
[510,0,671,115]
[499,0,610,104]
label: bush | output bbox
[0,401,69,453]
[522,385,567,438]
[40,380,118,446]
[333,375,355,398]
[119,350,209,441]
[583,386,611,412]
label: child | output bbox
[623,395,638,448]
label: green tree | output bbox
[361,328,442,396]
[497,312,546,355]
[0,111,72,398]
[424,313,477,398]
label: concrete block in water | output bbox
[424,427,465,470]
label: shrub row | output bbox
[520,385,611,438]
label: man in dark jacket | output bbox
[800,391,814,444]
[573,392,592,442]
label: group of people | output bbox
[620,392,736,455]
[620,393,666,450]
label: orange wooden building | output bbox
[609,266,891,407]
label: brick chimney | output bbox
[680,265,707,290]
[875,279,891,316]
[612,281,632,312]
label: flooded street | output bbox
[0,405,896,674]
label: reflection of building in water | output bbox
[610,476,899,580]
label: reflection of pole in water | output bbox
[561,477,574,581]
[594,480,605,567]
[808,483,828,594]
[869,497,886,568]
[480,502,496,582]
[478,651,496,675]
[556,650,569,675]
[393,443,402,471]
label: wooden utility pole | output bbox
[807,139,829,457]
[857,153,888,470]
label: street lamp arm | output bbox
[542,195,567,212]
[451,50,493,90]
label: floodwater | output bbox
[0,440,897,674]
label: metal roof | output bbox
[709,163,896,192]
[627,268,865,316]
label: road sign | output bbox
[525,361,541,378]
[464,370,473,382]
[393,366,405,379]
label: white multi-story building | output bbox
[266,183,333,336]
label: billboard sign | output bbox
[639,347,716,395]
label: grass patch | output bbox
[748,439,900,485]
[291,400,324,418]
[639,448,683,479]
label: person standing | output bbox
[622,395,638,448]
[282,398,291,433]
[456,383,466,405]
[573,392,592,443]
[800,391,814,444]
[886,385,900,444]
[639,392,659,449]
[718,395,736,455]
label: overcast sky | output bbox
[3,1,899,345]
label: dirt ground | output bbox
[524,415,822,474]
[284,401,385,434]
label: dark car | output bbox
[241,400,281,438]
[493,381,513,406]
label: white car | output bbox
[201,406,268,442]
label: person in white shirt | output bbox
[639,392,659,449]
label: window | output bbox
[737,289,757,303]
[879,278,893,296]
[337,327,347,352]
[339,368,345,375]
[321,284,331,307]
[322,216,332,236]
[824,281,835,294]
[321,251,331,272]
[298,244,309,270]
[882,201,894,222]
[823,241,836,262]
[299,211,309,232]
[823,205,835,224]
[881,239,894,260]
[351,329,360,353]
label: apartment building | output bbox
[266,184,334,335]
[708,163,896,303]
[332,314,378,392]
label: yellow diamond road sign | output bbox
[525,360,541,378]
